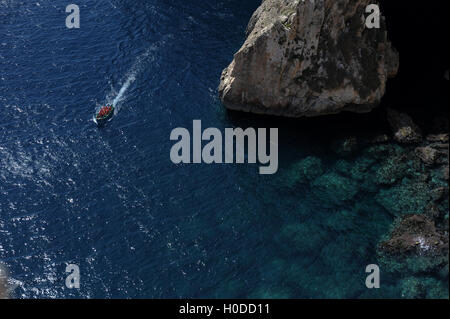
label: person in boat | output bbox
[97,104,113,119]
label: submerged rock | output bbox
[332,137,358,157]
[283,156,324,187]
[443,166,449,181]
[364,143,403,161]
[430,187,448,202]
[374,153,409,185]
[219,0,398,117]
[277,222,328,254]
[371,134,391,144]
[387,108,423,144]
[250,286,293,299]
[325,209,359,233]
[399,277,448,299]
[312,172,359,206]
[294,156,324,182]
[335,156,376,189]
[415,146,439,166]
[426,133,449,144]
[375,180,433,216]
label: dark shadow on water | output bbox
[224,102,393,167]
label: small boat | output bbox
[94,104,115,126]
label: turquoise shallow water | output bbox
[0,0,448,298]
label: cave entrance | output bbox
[378,0,449,129]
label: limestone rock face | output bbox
[219,0,399,117]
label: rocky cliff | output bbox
[219,0,399,117]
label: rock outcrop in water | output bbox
[387,108,423,144]
[0,265,10,299]
[379,215,448,257]
[219,0,399,117]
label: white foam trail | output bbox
[98,35,173,121]
[104,48,154,113]
[112,73,136,108]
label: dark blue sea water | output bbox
[1,0,442,299]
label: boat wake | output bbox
[112,73,136,108]
[94,47,155,124]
